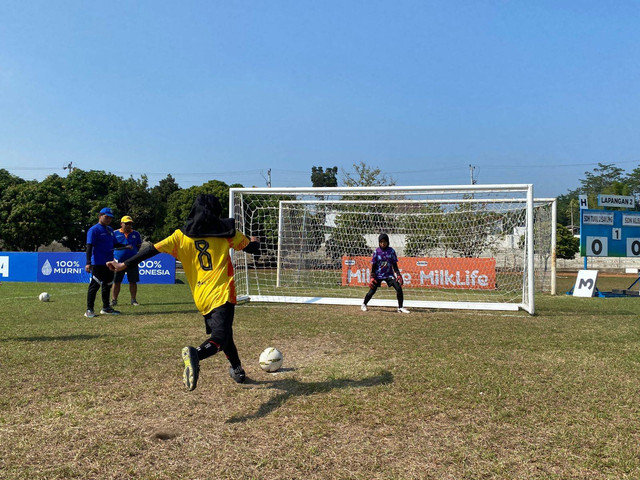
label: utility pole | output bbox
[570,199,574,234]
[469,164,477,185]
[261,168,272,187]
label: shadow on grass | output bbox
[126,301,193,306]
[0,334,106,342]
[226,370,394,423]
[112,308,196,317]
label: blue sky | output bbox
[1,1,638,197]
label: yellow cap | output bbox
[121,215,134,223]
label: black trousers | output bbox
[87,264,114,311]
[198,302,241,367]
[363,277,404,308]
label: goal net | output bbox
[230,185,556,314]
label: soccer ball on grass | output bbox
[39,292,50,302]
[259,347,283,372]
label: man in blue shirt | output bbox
[111,215,143,307]
[361,233,410,314]
[85,207,120,317]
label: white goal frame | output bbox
[230,184,556,315]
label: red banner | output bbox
[341,256,496,290]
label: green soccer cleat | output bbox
[181,346,200,391]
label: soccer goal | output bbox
[229,185,556,314]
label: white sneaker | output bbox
[84,309,96,318]
[397,307,410,314]
[360,304,368,312]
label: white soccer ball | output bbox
[259,347,283,372]
[39,292,50,302]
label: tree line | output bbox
[556,163,640,228]
[0,163,368,252]
[0,162,632,254]
[0,168,241,252]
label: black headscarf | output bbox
[181,194,236,238]
[378,233,390,245]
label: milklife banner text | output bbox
[341,256,496,290]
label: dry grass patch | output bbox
[1,278,640,478]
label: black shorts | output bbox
[114,264,140,283]
[371,277,399,289]
[203,302,235,336]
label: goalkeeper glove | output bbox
[396,275,404,286]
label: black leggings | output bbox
[363,277,404,308]
[87,264,114,311]
[197,302,241,367]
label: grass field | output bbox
[1,274,640,479]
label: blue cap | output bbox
[99,207,114,217]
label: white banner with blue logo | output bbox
[0,252,176,284]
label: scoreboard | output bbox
[580,209,640,257]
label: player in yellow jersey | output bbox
[107,194,260,391]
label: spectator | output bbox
[111,215,143,307]
[85,207,121,317]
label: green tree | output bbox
[580,163,625,194]
[161,179,242,239]
[0,169,25,193]
[0,175,70,251]
[342,162,395,187]
[441,203,500,258]
[555,191,580,230]
[311,166,338,187]
[61,169,124,251]
[0,169,26,249]
[557,163,635,226]
[111,175,156,240]
[325,223,370,265]
[556,224,579,259]
[404,205,445,256]
[624,166,640,197]
[151,174,182,238]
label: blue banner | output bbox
[133,255,176,284]
[37,252,91,283]
[0,252,176,284]
[0,253,38,282]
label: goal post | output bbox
[229,185,556,314]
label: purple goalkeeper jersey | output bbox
[371,246,398,280]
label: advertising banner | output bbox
[34,252,176,284]
[134,255,176,284]
[342,256,496,290]
[0,252,176,284]
[0,253,38,282]
[37,252,92,283]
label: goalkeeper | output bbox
[361,233,410,314]
[107,194,260,391]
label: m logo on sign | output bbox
[573,270,598,297]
